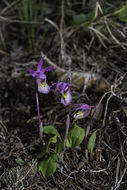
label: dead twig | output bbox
[0,0,20,16]
[0,16,44,24]
[103,94,113,127]
[114,168,127,190]
[0,120,8,133]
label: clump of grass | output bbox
[19,0,36,53]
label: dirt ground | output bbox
[0,0,127,190]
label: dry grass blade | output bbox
[0,15,44,24]
[105,18,127,50]
[0,0,20,16]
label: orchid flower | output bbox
[28,56,55,143]
[53,80,72,153]
[54,82,72,106]
[74,104,91,119]
[28,56,54,94]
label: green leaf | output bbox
[87,130,97,158]
[114,3,127,22]
[37,142,50,159]
[43,126,61,140]
[38,153,58,176]
[66,124,85,148]
[73,11,95,27]
[55,139,64,153]
[37,136,57,159]
[49,135,57,143]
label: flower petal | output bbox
[74,109,90,119]
[54,82,70,94]
[42,66,55,72]
[38,81,50,94]
[37,56,45,72]
[54,82,62,93]
[60,83,68,94]
[37,71,46,79]
[27,68,38,77]
[74,111,84,119]
[75,104,91,111]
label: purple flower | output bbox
[74,104,91,119]
[28,56,54,94]
[54,82,72,106]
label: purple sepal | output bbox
[54,82,71,94]
[37,72,46,79]
[28,56,55,80]
[37,56,44,72]
[27,68,37,77]
[75,104,91,111]
[42,66,55,72]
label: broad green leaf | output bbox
[66,124,85,148]
[55,139,64,153]
[49,135,57,143]
[38,153,58,176]
[43,125,61,140]
[87,130,97,158]
[37,141,50,159]
[37,136,57,159]
[73,11,94,27]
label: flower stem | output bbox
[64,103,71,151]
[35,80,44,144]
[63,73,72,151]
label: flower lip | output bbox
[61,90,72,106]
[37,79,50,94]
[74,103,91,119]
[74,110,84,119]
